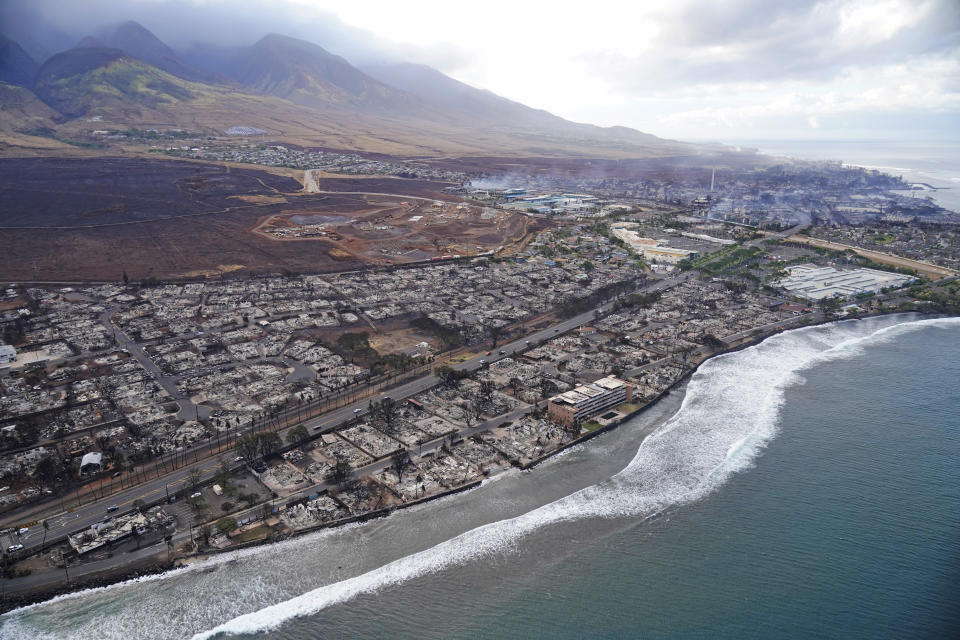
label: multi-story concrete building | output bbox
[548,376,635,429]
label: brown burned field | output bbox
[0,157,533,282]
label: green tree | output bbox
[235,434,260,462]
[257,432,282,458]
[287,425,310,446]
[216,517,237,535]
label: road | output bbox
[784,234,957,279]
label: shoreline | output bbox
[0,310,946,613]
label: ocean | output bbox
[739,139,960,213]
[2,314,958,639]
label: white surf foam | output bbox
[192,316,959,639]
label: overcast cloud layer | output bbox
[3,0,958,141]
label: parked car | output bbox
[190,492,202,499]
[7,544,23,553]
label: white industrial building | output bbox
[775,264,914,301]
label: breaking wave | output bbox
[191,315,959,639]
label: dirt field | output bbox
[0,157,532,281]
[253,194,530,265]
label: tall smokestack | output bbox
[710,167,716,192]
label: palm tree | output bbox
[39,519,50,553]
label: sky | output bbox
[3,0,959,142]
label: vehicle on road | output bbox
[479,359,486,365]
[17,527,29,535]
[554,328,559,332]
[353,408,362,414]
[498,350,506,355]
[106,505,119,512]
[7,544,23,553]
[190,492,202,499]
[486,351,492,355]
[112,471,122,478]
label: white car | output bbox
[353,408,362,414]
[17,527,29,535]
[7,544,23,553]
[190,491,202,499]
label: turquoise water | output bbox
[3,316,958,639]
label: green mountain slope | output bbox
[33,47,194,118]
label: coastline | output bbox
[0,310,948,614]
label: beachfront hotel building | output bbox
[548,376,635,429]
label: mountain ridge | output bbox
[0,33,39,87]
[1,21,699,159]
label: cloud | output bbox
[0,0,465,67]
[1,0,957,140]
[582,0,959,90]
